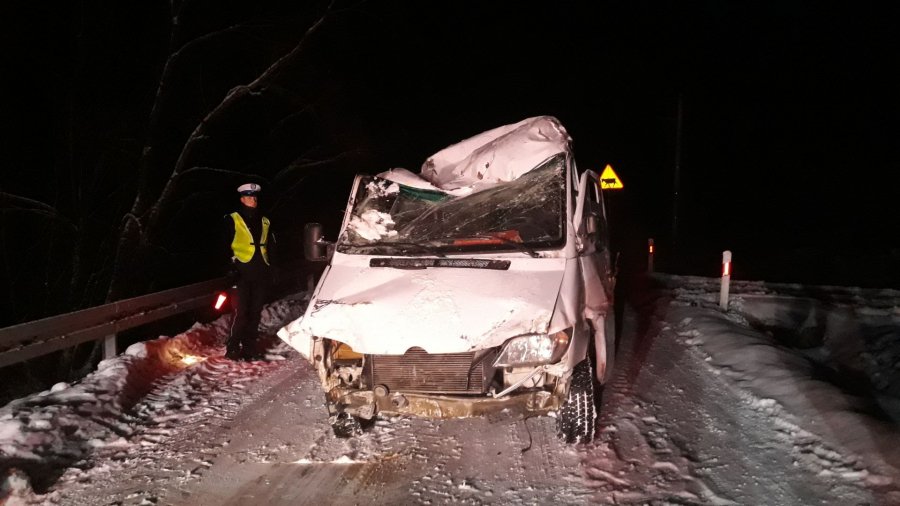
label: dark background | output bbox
[2,0,898,329]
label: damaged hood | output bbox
[283,253,567,355]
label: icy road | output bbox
[2,274,899,505]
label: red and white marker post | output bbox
[719,250,732,310]
[648,238,655,273]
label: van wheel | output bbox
[557,356,597,444]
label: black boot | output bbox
[240,345,267,361]
[225,344,242,360]
[239,335,266,361]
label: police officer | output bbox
[225,183,276,360]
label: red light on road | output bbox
[214,292,228,310]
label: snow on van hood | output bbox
[281,254,567,355]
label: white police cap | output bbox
[237,183,261,195]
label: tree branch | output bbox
[174,166,249,180]
[0,192,77,231]
[146,3,341,229]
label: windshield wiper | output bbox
[448,235,540,258]
[349,241,446,257]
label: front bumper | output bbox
[329,388,561,420]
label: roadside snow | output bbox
[652,274,900,501]
[2,274,899,505]
[0,294,308,502]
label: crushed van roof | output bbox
[379,116,571,197]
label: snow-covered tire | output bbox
[557,356,597,444]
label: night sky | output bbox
[2,1,899,325]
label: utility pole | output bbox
[672,93,683,251]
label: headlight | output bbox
[493,329,571,368]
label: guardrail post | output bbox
[647,238,655,273]
[103,334,117,360]
[719,250,732,310]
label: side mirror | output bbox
[303,223,328,262]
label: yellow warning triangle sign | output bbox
[599,164,624,190]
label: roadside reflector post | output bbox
[648,238,655,273]
[719,250,732,310]
[214,291,228,311]
[103,334,116,360]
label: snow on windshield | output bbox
[346,210,398,241]
[339,153,567,254]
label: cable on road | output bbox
[520,414,537,453]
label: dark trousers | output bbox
[227,274,269,355]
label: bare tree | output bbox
[105,1,349,301]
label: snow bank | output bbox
[657,274,900,485]
[0,296,307,500]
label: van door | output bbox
[575,171,615,382]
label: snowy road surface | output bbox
[2,274,899,505]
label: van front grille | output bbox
[367,347,496,394]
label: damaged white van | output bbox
[278,116,616,443]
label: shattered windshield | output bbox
[337,153,567,256]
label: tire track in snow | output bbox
[668,306,899,502]
[45,351,306,506]
[586,278,881,505]
[582,297,738,505]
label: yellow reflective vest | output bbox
[230,212,270,265]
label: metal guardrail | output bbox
[0,260,321,369]
[0,278,229,369]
